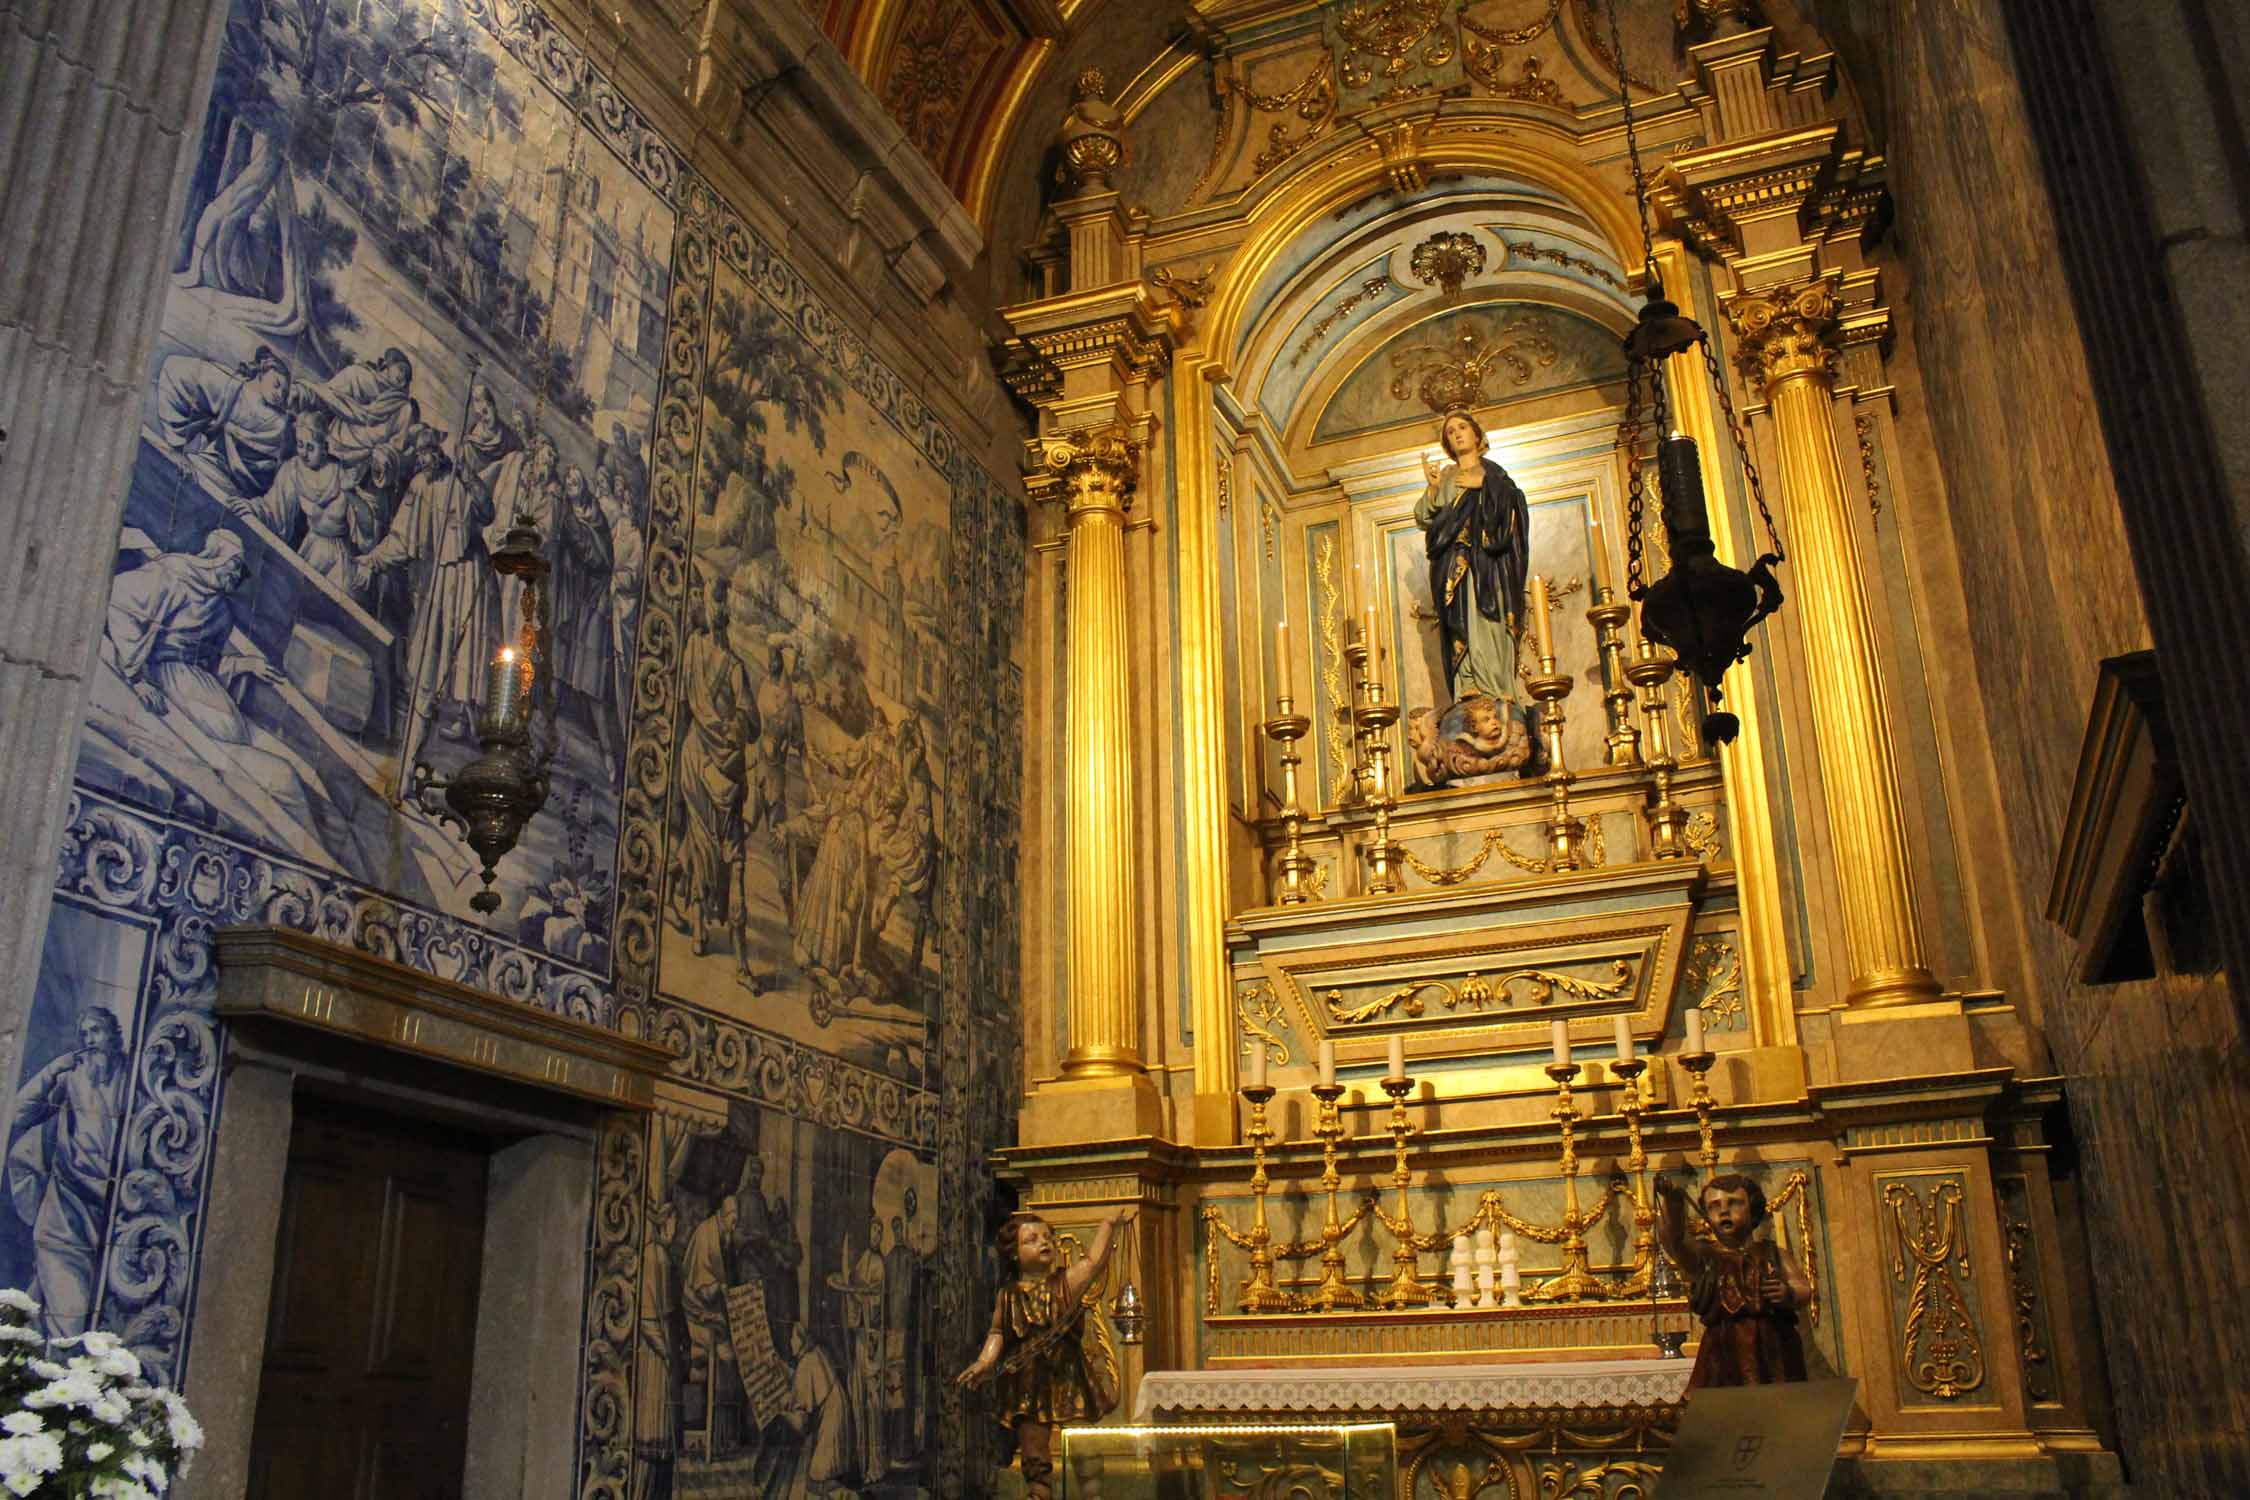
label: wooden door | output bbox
[247,1100,490,1500]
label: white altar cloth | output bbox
[1134,1359,1692,1422]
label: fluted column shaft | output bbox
[1054,438,1144,1075]
[1730,279,1941,1007]
[0,0,232,1026]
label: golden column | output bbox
[1725,276,1939,1008]
[1040,426,1147,1077]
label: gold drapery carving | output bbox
[1884,1177,1987,1401]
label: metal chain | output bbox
[1620,366,1647,596]
[1699,336,1786,559]
[1604,0,1659,288]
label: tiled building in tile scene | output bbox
[0,0,2245,1496]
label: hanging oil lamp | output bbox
[410,506,556,914]
[1604,0,1788,747]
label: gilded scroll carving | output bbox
[1884,1176,1987,1401]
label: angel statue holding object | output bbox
[1656,1172,1813,1390]
[1407,407,1537,785]
[957,1206,1135,1500]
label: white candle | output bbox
[1275,618,1293,706]
[1363,602,1378,653]
[1249,1045,1268,1091]
[1529,573,1554,662]
[1588,513,1614,595]
[1685,1007,1706,1054]
[1385,1035,1406,1082]
[1550,1020,1571,1067]
[1317,1040,1337,1088]
[1614,1016,1636,1063]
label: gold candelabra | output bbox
[1237,1082,1289,1312]
[1625,638,1690,859]
[1263,700,1317,905]
[1523,1062,1610,1303]
[1521,648,1588,876]
[1353,653,1405,895]
[1587,588,1643,768]
[1308,1081,1363,1310]
[1680,1050,1720,1178]
[1610,1056,1658,1296]
[1377,1077,1429,1308]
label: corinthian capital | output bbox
[1724,278,1842,392]
[1026,424,1143,517]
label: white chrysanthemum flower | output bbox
[91,1391,131,1425]
[0,1327,42,1345]
[0,1414,37,1437]
[89,1439,115,1460]
[0,1291,40,1315]
[77,1331,119,1356]
[95,1350,140,1380]
[27,1360,64,1382]
[158,1390,203,1454]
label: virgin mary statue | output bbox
[1415,408,1530,703]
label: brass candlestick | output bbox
[1588,589,1643,768]
[1238,1082,1289,1312]
[1679,1051,1720,1177]
[1625,639,1690,859]
[1354,659,1405,895]
[1521,647,1587,875]
[1611,1057,1658,1296]
[1309,1081,1363,1310]
[1377,1077,1429,1308]
[1524,1062,1609,1303]
[1263,701,1317,905]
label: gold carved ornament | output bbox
[1400,817,1605,886]
[2001,1203,2056,1402]
[1292,275,1395,366]
[1573,0,1667,92]
[1501,237,1624,290]
[1335,0,1456,88]
[1855,412,1882,527]
[1389,323,1560,413]
[1150,262,1217,310]
[1377,1183,1629,1265]
[1233,52,1339,176]
[1456,0,1569,103]
[1884,1179,1987,1400]
[1237,982,1293,1068]
[1322,959,1633,1023]
[1409,230,1489,297]
[1682,933,1743,1028]
[1314,536,1357,805]
[1405,1430,1661,1500]
[1726,280,1843,391]
[1203,1198,1379,1313]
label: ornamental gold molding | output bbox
[1724,277,1843,390]
[1336,0,1455,88]
[1883,1174,1988,1403]
[1025,423,1145,514]
[1322,960,1635,1025]
[1409,230,1488,297]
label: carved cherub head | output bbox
[1700,1172,1768,1246]
[999,1212,1056,1277]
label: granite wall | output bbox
[1831,0,2250,1487]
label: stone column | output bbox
[1727,277,1941,1008]
[1041,427,1145,1079]
[0,0,230,1030]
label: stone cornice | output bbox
[213,926,677,1111]
[1653,124,1885,265]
